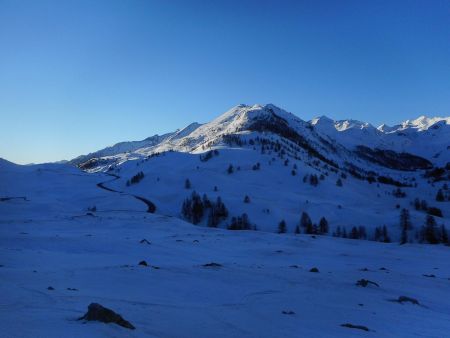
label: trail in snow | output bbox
[96,174,156,213]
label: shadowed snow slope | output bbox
[1,208,450,337]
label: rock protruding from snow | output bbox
[78,303,135,330]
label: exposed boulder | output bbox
[356,279,380,287]
[78,303,135,330]
[341,323,369,331]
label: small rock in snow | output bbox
[78,303,135,330]
[341,323,369,331]
[203,262,222,268]
[282,310,295,315]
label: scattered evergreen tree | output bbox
[202,194,212,209]
[400,227,408,245]
[358,226,367,240]
[227,164,234,174]
[294,225,301,234]
[319,217,329,234]
[129,171,144,185]
[336,178,343,187]
[228,213,252,230]
[350,226,359,239]
[300,212,313,234]
[309,174,319,186]
[399,208,412,244]
[200,150,219,162]
[181,191,203,224]
[278,220,287,234]
[441,224,449,245]
[427,207,443,218]
[190,192,204,224]
[373,225,391,243]
[183,192,228,227]
[207,196,229,227]
[436,189,445,202]
[373,226,382,241]
[185,178,191,189]
[347,226,367,240]
[414,198,421,210]
[342,227,348,238]
[334,226,342,237]
[382,225,391,243]
[422,215,439,244]
[244,195,251,203]
[393,188,406,198]
[420,199,428,211]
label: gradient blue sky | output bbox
[1,0,449,164]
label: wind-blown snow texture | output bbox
[1,104,450,337]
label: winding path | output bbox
[96,173,156,213]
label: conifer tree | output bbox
[399,208,412,244]
[300,212,314,233]
[423,215,439,244]
[436,189,445,202]
[278,220,287,234]
[319,217,329,234]
[185,178,191,189]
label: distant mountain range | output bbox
[70,104,450,171]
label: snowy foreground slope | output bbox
[2,212,450,338]
[1,157,450,337]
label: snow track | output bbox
[97,174,156,214]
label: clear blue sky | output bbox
[1,0,449,164]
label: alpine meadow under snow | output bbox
[1,104,450,337]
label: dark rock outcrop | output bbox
[341,323,369,331]
[356,279,380,287]
[78,303,135,330]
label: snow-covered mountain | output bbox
[2,104,450,338]
[55,103,450,239]
[71,104,449,172]
[312,114,450,165]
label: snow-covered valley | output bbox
[1,103,450,337]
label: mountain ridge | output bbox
[69,104,449,171]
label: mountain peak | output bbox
[311,116,375,132]
[402,115,450,131]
